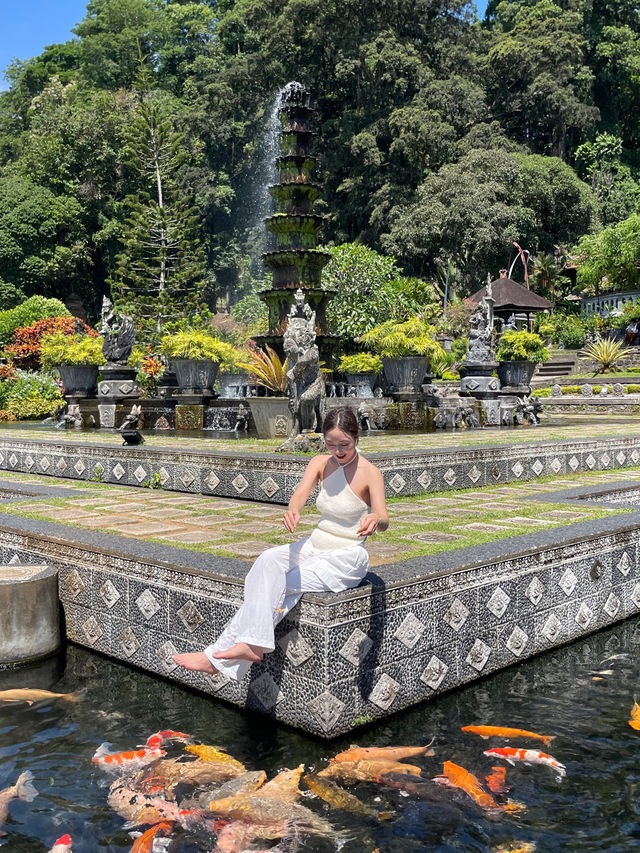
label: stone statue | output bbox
[100,296,136,364]
[281,290,325,444]
[504,314,518,331]
[465,294,495,364]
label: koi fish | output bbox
[185,744,245,769]
[332,743,434,763]
[214,819,289,853]
[143,730,193,748]
[258,765,304,802]
[433,761,503,813]
[462,725,554,746]
[304,773,381,818]
[485,766,510,794]
[318,759,422,784]
[484,747,566,779]
[47,835,73,853]
[629,700,640,730]
[93,742,166,772]
[492,843,536,853]
[140,757,244,787]
[129,821,173,853]
[183,770,267,810]
[209,793,331,835]
[0,688,83,705]
[0,770,38,835]
[108,778,204,828]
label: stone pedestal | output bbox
[98,364,139,399]
[175,404,205,430]
[0,564,59,664]
[459,361,500,398]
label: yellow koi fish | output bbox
[185,744,245,769]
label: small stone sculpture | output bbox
[465,294,494,364]
[551,384,563,397]
[434,410,449,429]
[100,296,136,365]
[63,403,83,429]
[504,314,518,331]
[463,407,480,429]
[120,403,143,431]
[279,289,325,450]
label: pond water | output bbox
[1,618,640,852]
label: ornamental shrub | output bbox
[337,353,383,374]
[0,296,70,348]
[5,316,95,369]
[0,369,63,421]
[159,330,237,363]
[625,385,640,393]
[359,317,444,359]
[496,331,549,364]
[40,333,106,367]
[532,388,552,397]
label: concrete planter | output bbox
[0,564,59,664]
[218,372,248,399]
[172,359,219,395]
[58,364,99,398]
[497,359,536,388]
[382,356,429,393]
[345,372,377,398]
[247,397,293,438]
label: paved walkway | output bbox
[0,466,630,567]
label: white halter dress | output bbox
[204,459,370,681]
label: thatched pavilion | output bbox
[470,269,552,330]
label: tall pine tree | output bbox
[111,55,207,340]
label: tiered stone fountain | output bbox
[260,82,335,343]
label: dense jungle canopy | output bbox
[1,0,640,320]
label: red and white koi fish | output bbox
[0,770,38,836]
[92,742,166,773]
[47,834,73,853]
[484,747,566,779]
[142,730,193,748]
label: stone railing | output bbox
[581,290,640,316]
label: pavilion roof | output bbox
[470,277,552,312]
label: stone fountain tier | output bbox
[275,154,317,182]
[265,214,326,249]
[278,103,316,130]
[258,281,334,338]
[269,183,322,214]
[280,129,316,156]
[261,249,333,289]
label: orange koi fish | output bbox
[129,821,173,853]
[332,743,434,763]
[485,766,510,794]
[433,761,503,813]
[318,759,423,784]
[484,747,566,779]
[47,835,73,853]
[629,701,640,730]
[143,730,193,748]
[185,744,245,769]
[462,725,554,745]
[92,742,165,772]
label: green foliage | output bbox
[324,243,441,340]
[40,333,106,367]
[496,331,550,364]
[238,346,288,394]
[337,353,383,375]
[0,279,26,311]
[430,350,458,379]
[561,385,581,394]
[581,338,633,372]
[159,330,236,363]
[532,388,552,397]
[557,316,587,349]
[575,214,640,293]
[625,385,640,393]
[359,317,444,359]
[451,336,469,360]
[0,368,63,420]
[0,296,71,348]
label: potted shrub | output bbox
[495,330,549,388]
[337,352,382,397]
[238,346,292,438]
[218,345,252,399]
[159,330,237,394]
[40,332,106,397]
[359,317,444,393]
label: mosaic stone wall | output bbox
[2,511,640,737]
[2,433,640,504]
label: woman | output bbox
[172,406,388,681]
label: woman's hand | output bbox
[283,508,300,533]
[358,513,380,536]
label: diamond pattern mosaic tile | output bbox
[506,626,528,657]
[467,465,481,484]
[156,640,178,672]
[444,597,469,632]
[420,656,448,690]
[486,586,510,619]
[525,576,545,606]
[136,588,161,620]
[232,474,249,494]
[389,474,406,493]
[617,552,632,577]
[249,673,284,710]
[117,627,141,658]
[369,673,401,710]
[558,568,578,596]
[339,628,373,666]
[113,463,125,480]
[604,592,621,618]
[575,602,593,629]
[466,638,491,672]
[82,616,103,645]
[260,477,280,498]
[177,600,205,633]
[99,579,121,609]
[277,628,314,666]
[133,465,147,483]
[542,612,562,642]
[307,692,345,733]
[393,613,426,649]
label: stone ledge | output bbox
[2,491,640,735]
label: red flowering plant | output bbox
[4,316,96,370]
[129,346,166,397]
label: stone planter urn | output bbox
[58,364,99,398]
[247,397,293,439]
[345,372,377,398]
[172,358,219,395]
[218,372,248,399]
[497,360,536,389]
[382,356,429,394]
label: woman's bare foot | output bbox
[172,652,217,674]
[212,642,264,662]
